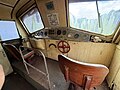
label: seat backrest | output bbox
[3,43,22,61]
[58,54,109,88]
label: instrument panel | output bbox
[32,27,91,42]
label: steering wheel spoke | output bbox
[57,40,70,53]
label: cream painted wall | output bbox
[36,0,67,27]
[113,66,120,90]
[30,39,116,67]
[30,38,46,49]
[29,38,47,56]
[0,43,13,75]
[15,20,31,47]
[107,45,120,87]
[45,39,61,59]
[107,30,120,88]
[16,20,28,38]
[68,41,115,67]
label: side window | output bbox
[0,21,20,41]
[21,8,44,33]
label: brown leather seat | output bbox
[3,43,34,63]
[3,44,51,88]
[58,54,109,90]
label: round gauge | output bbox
[62,30,66,35]
[44,31,48,36]
[40,32,43,36]
[37,32,40,36]
[35,32,38,36]
[82,34,87,39]
[57,30,61,35]
[74,34,79,39]
[82,34,90,41]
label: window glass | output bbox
[69,0,120,35]
[98,0,120,35]
[0,21,19,41]
[22,8,44,33]
[69,1,99,33]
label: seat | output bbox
[3,43,51,89]
[3,43,35,63]
[58,54,109,90]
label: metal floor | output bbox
[4,56,110,90]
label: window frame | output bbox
[0,20,21,42]
[68,0,120,38]
[19,6,45,34]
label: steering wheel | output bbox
[57,40,70,53]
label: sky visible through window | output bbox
[69,2,98,19]
[22,8,44,33]
[0,21,19,41]
[69,0,120,35]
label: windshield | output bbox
[69,0,120,35]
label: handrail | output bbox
[19,47,51,90]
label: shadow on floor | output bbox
[2,72,37,90]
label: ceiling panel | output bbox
[13,0,35,18]
[0,0,35,19]
[0,0,17,7]
[0,4,12,19]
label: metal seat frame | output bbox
[3,43,51,90]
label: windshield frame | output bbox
[19,6,45,34]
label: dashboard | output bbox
[31,27,98,42]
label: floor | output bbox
[2,72,36,90]
[2,55,110,90]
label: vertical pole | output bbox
[19,47,30,74]
[39,50,51,90]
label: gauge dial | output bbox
[74,34,79,39]
[62,30,66,35]
[57,30,61,35]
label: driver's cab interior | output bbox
[0,0,120,90]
